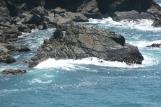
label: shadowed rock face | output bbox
[1,0,154,15]
[97,0,152,13]
[1,0,161,26]
[29,24,144,67]
[0,0,160,68]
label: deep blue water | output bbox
[0,1,161,107]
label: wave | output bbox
[29,78,52,84]
[35,55,158,70]
[159,3,161,6]
[88,17,161,32]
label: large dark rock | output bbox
[0,0,10,23]
[0,51,16,64]
[29,24,144,67]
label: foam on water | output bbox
[35,54,157,70]
[88,17,161,32]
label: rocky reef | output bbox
[29,24,144,67]
[0,0,161,73]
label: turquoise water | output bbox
[1,2,161,107]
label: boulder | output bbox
[0,52,16,64]
[1,69,26,75]
[29,24,144,67]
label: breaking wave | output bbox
[88,17,161,32]
[129,40,161,48]
[35,55,158,70]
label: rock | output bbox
[49,12,88,25]
[18,25,31,33]
[0,43,16,64]
[113,10,155,21]
[15,45,31,52]
[152,19,161,27]
[0,0,11,23]
[29,24,144,67]
[0,27,22,42]
[1,69,26,75]
[27,13,42,25]
[147,43,161,48]
[0,52,16,64]
[54,7,66,14]
[32,6,47,16]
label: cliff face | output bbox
[0,0,160,42]
[2,0,154,15]
[0,0,10,23]
[97,0,152,13]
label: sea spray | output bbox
[88,18,161,32]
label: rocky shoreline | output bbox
[29,24,144,67]
[0,0,161,75]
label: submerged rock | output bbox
[1,69,26,75]
[147,43,161,48]
[29,24,144,67]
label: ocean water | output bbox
[1,1,161,107]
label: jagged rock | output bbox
[29,24,144,67]
[1,69,26,75]
[152,19,161,27]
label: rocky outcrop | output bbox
[0,0,161,28]
[0,0,161,68]
[0,0,160,41]
[1,69,26,75]
[0,43,16,64]
[29,24,144,67]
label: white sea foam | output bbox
[35,55,157,70]
[88,17,161,32]
[159,3,161,6]
[29,78,52,84]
